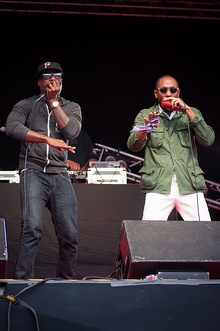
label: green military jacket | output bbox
[127,103,215,194]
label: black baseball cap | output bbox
[36,61,63,78]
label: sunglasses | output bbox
[42,73,63,79]
[157,86,179,94]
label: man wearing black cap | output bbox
[6,61,82,279]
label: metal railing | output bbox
[95,143,220,212]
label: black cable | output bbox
[187,123,201,221]
[2,278,59,331]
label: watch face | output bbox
[52,101,59,107]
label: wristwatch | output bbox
[51,100,59,109]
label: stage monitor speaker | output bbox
[0,218,8,278]
[114,220,220,280]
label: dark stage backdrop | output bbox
[0,12,219,183]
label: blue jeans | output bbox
[14,169,78,279]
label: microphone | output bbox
[161,99,185,112]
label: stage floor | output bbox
[7,262,115,280]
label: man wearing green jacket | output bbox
[127,74,215,221]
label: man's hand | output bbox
[47,136,76,152]
[144,111,160,127]
[134,111,160,141]
[67,159,80,171]
[45,79,61,101]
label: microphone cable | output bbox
[187,122,201,221]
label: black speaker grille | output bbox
[114,220,220,280]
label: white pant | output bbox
[142,172,211,221]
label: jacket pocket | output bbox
[147,129,164,148]
[139,166,162,190]
[177,126,191,148]
[186,166,206,190]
